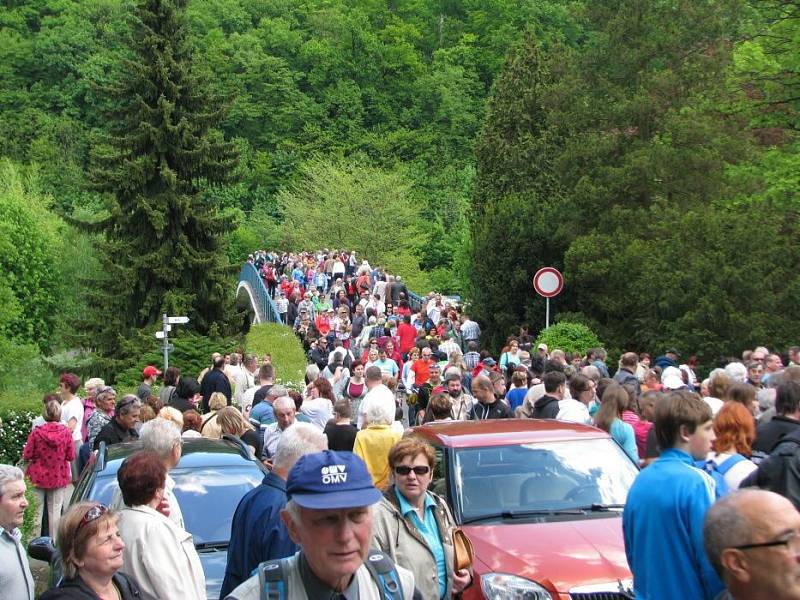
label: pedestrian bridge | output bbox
[235,262,427,327]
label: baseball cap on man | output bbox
[142,366,162,377]
[287,450,382,510]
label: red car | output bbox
[412,420,638,599]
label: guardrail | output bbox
[238,263,283,324]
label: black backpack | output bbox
[743,433,800,510]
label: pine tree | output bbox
[469,31,565,349]
[86,0,238,354]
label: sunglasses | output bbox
[78,503,109,531]
[395,465,431,476]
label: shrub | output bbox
[245,323,306,386]
[114,329,241,390]
[0,409,37,466]
[535,321,602,356]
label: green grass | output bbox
[245,323,307,387]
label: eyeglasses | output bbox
[732,532,800,553]
[395,465,431,476]
[78,504,109,531]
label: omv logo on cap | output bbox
[321,464,348,484]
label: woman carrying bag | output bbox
[371,437,473,599]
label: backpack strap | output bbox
[716,454,746,475]
[258,559,288,600]
[363,549,403,600]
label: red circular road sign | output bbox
[533,267,564,298]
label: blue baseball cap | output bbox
[286,450,382,510]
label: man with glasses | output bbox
[704,489,800,600]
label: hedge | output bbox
[245,323,307,389]
[534,321,602,357]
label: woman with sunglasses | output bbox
[39,502,141,600]
[371,437,472,599]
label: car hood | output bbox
[465,516,630,593]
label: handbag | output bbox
[452,527,474,571]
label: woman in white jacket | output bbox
[116,451,205,600]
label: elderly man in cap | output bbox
[703,489,800,600]
[224,450,419,599]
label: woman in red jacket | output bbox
[23,398,76,538]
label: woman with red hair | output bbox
[708,402,758,490]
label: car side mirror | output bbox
[28,536,56,563]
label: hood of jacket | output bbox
[34,422,72,449]
[534,394,560,409]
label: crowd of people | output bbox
[1,248,800,598]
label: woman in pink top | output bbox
[23,399,76,537]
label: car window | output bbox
[453,439,639,522]
[90,465,262,543]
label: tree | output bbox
[86,0,239,353]
[0,160,61,350]
[276,157,421,279]
[469,31,565,349]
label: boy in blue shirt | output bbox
[623,390,724,600]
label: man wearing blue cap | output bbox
[224,450,419,600]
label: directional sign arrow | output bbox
[167,316,189,325]
[155,331,166,339]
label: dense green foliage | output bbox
[0,0,797,372]
[113,328,240,390]
[470,0,800,359]
[535,322,602,357]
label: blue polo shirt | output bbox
[395,489,446,599]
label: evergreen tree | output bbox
[469,31,565,349]
[87,0,238,353]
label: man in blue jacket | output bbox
[219,423,328,599]
[623,390,724,600]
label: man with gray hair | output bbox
[225,450,417,599]
[703,489,800,600]
[233,354,258,409]
[93,394,141,450]
[109,417,184,528]
[220,422,328,598]
[0,464,33,600]
[263,396,297,460]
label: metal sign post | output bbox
[159,314,189,372]
[533,267,564,330]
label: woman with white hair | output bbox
[724,361,748,384]
[353,397,402,489]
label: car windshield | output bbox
[90,466,263,544]
[454,439,639,523]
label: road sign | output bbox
[155,331,165,339]
[167,316,190,324]
[533,267,564,298]
[161,343,175,353]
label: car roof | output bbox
[411,419,611,448]
[97,438,260,476]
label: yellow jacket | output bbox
[353,424,402,490]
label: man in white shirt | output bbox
[357,366,396,430]
[233,354,258,409]
[263,396,297,460]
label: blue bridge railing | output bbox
[238,263,283,325]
